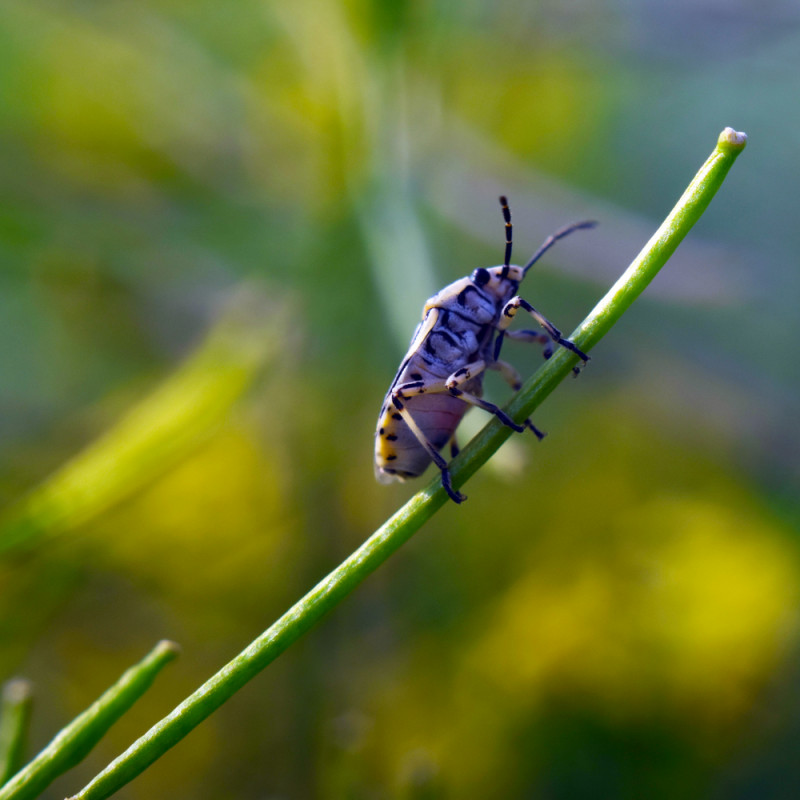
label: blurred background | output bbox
[0,0,799,798]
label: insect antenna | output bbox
[522,219,597,276]
[499,196,512,279]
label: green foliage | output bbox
[0,1,796,798]
[0,680,32,786]
[0,644,177,800]
[11,131,752,800]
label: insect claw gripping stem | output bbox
[525,419,546,440]
[440,470,466,504]
[374,195,597,503]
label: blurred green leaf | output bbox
[0,289,287,555]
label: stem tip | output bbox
[154,640,182,658]
[2,679,32,704]
[718,127,748,152]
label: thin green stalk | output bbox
[0,642,179,800]
[68,128,746,800]
[450,127,749,491]
[0,680,33,786]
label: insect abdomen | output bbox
[375,392,469,480]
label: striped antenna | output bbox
[499,196,512,278]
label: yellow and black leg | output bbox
[443,361,526,433]
[391,354,546,501]
[486,359,546,440]
[488,358,523,391]
[494,297,589,364]
[389,386,466,503]
[505,329,553,358]
[495,328,582,376]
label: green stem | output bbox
[0,680,33,786]
[451,126,748,491]
[0,642,179,800]
[68,128,746,800]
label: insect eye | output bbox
[471,268,491,287]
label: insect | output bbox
[374,196,595,503]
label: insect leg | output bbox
[450,434,460,459]
[493,329,552,363]
[507,329,553,356]
[493,329,583,384]
[486,360,547,440]
[496,297,589,362]
[390,351,535,501]
[389,389,466,503]
[442,361,526,433]
[506,329,585,375]
[487,358,522,391]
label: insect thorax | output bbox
[419,267,521,367]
